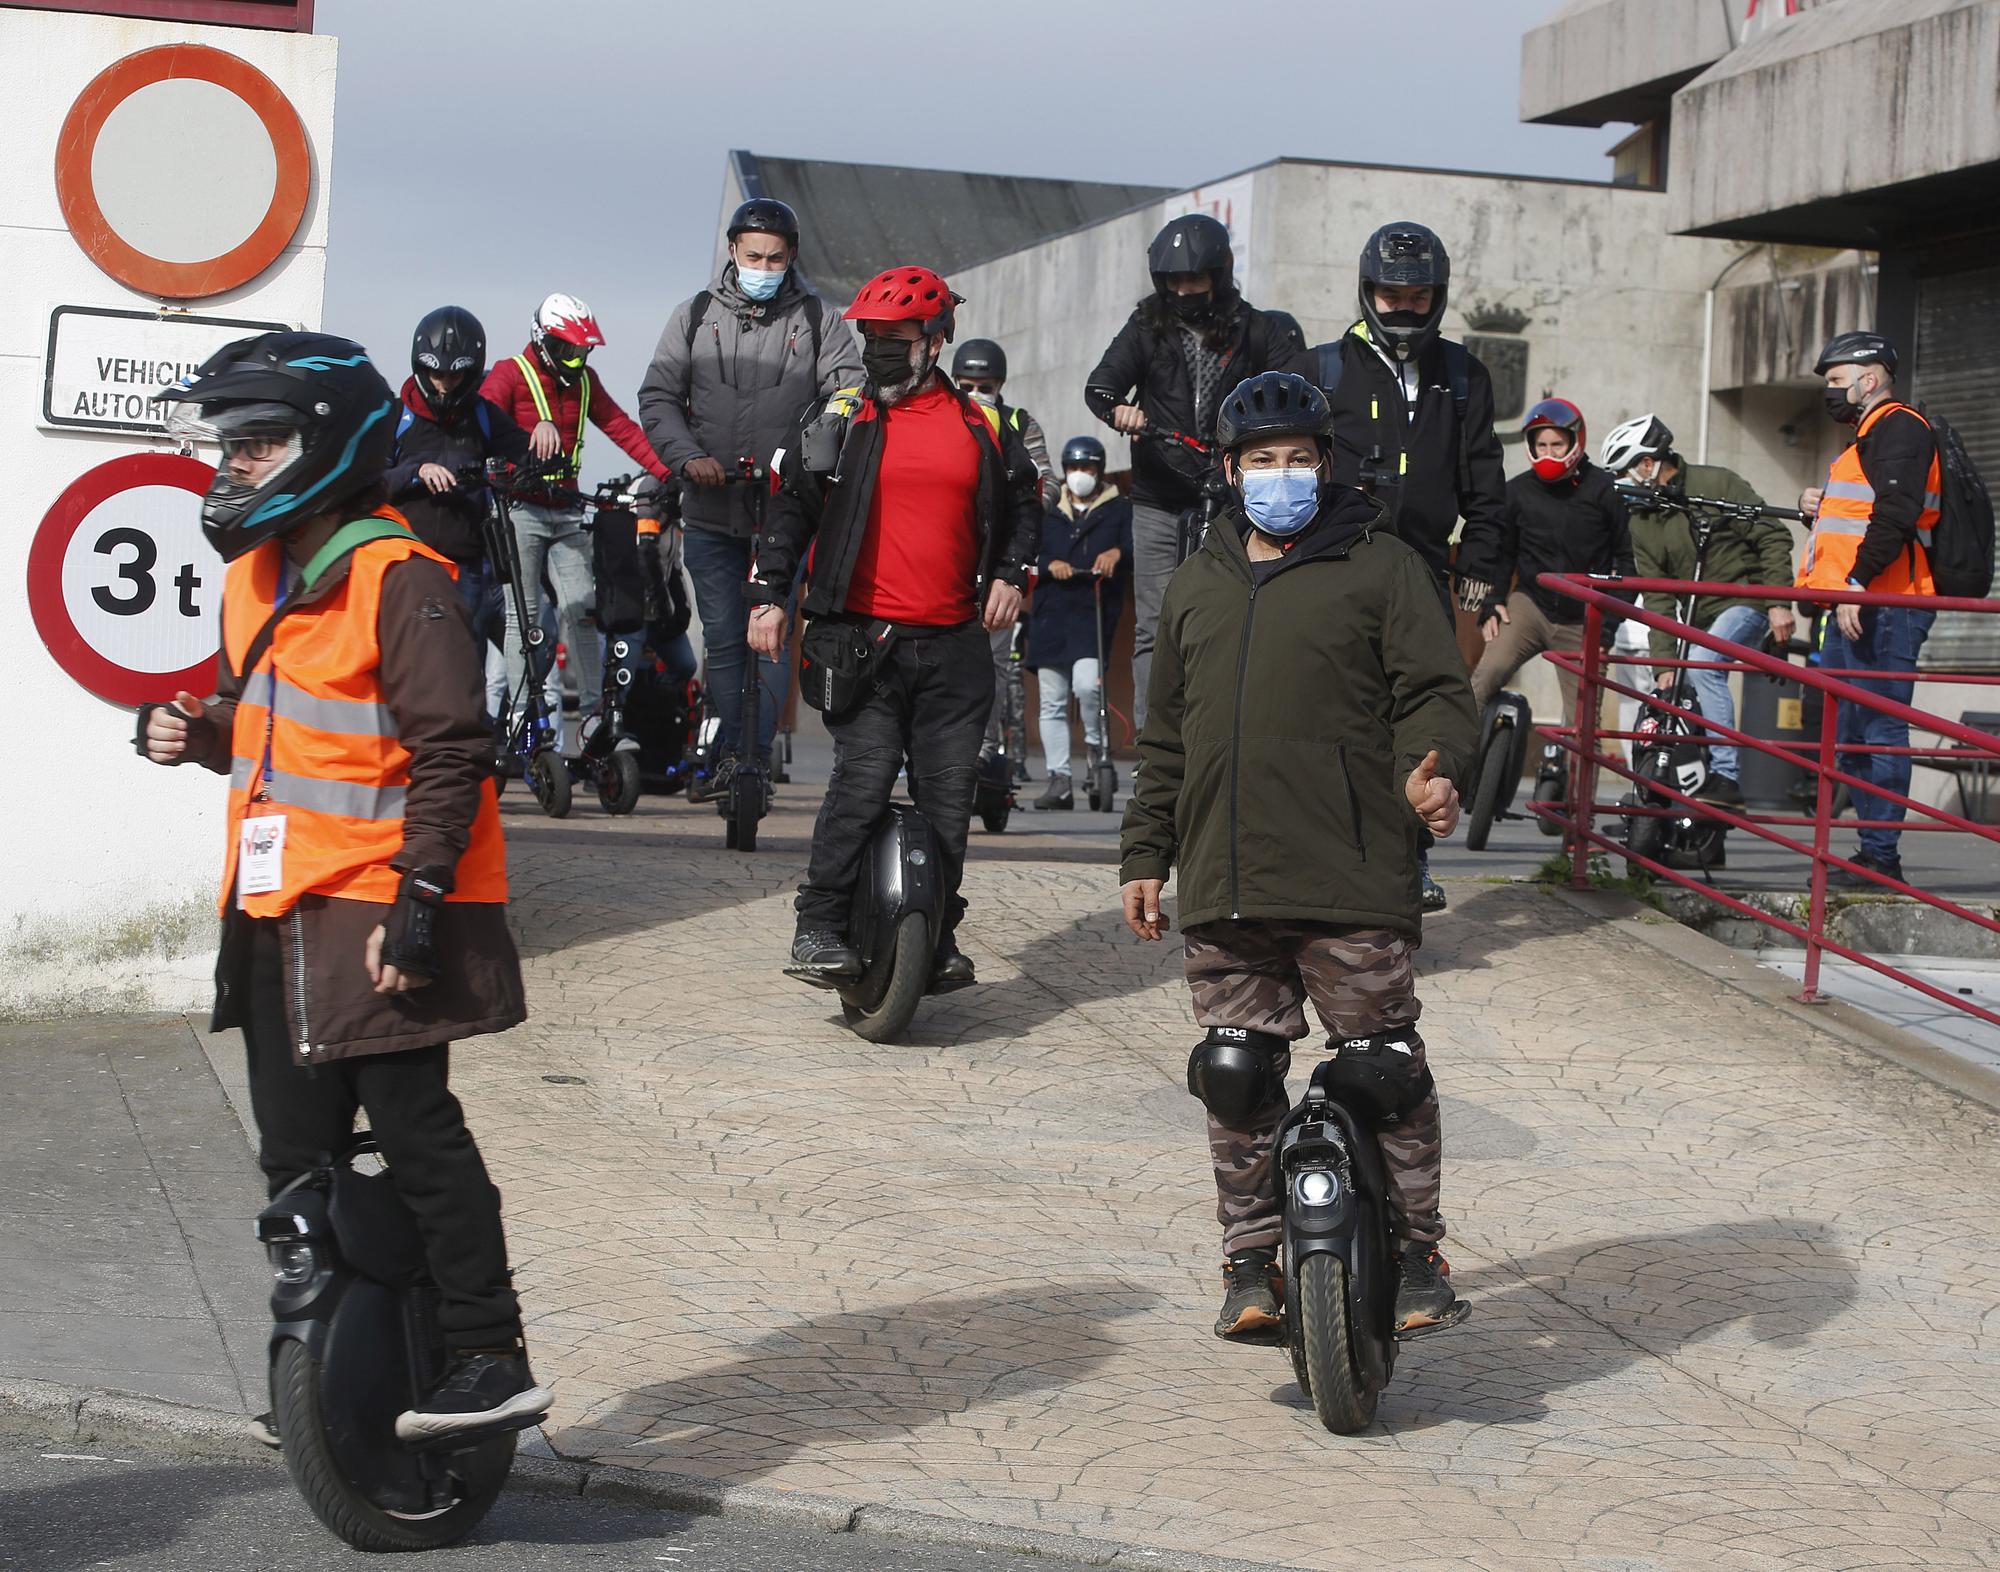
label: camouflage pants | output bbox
[1184,920,1444,1255]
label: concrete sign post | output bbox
[42,305,288,433]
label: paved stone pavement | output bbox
[465,786,2000,1571]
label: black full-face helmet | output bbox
[410,305,486,423]
[1149,214,1237,324]
[162,332,397,561]
[1358,221,1450,363]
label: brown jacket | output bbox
[169,545,525,1063]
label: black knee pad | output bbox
[1324,1030,1434,1125]
[1187,1027,1291,1122]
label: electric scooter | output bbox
[257,1140,524,1550]
[573,473,649,815]
[1612,485,1804,871]
[720,459,773,852]
[481,459,573,818]
[1276,1056,1466,1434]
[1084,568,1120,811]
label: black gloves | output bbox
[379,866,453,978]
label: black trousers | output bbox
[237,916,522,1350]
[797,624,994,937]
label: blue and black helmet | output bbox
[1061,435,1106,471]
[163,332,397,562]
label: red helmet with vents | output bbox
[843,266,962,339]
[1523,397,1587,484]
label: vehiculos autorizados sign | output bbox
[27,453,222,707]
[42,306,287,435]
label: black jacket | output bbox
[1283,327,1507,585]
[750,372,1042,619]
[1118,489,1477,937]
[382,382,533,563]
[1847,402,1941,587]
[1025,488,1134,672]
[1456,462,1636,628]
[1084,297,1304,512]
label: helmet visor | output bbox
[165,400,306,465]
[546,337,592,372]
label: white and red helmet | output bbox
[532,292,605,384]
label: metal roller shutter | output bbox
[1915,267,2000,660]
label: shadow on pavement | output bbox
[0,1461,268,1572]
[1269,1218,1856,1431]
[566,1281,1155,1480]
[1418,881,1582,975]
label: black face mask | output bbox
[863,337,918,388]
[1376,309,1428,330]
[1169,291,1214,323]
[1824,389,1862,426]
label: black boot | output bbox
[790,923,861,977]
[394,1351,551,1442]
[1215,1247,1283,1339]
[1033,772,1074,811]
[930,931,976,990]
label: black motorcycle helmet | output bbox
[410,305,485,423]
[1149,214,1236,323]
[1061,435,1107,471]
[1813,329,1897,378]
[1358,221,1450,363]
[1214,371,1332,454]
[726,197,801,251]
[952,338,1007,384]
[162,332,397,562]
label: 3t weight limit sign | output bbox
[27,454,223,706]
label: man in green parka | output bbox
[1118,371,1478,1343]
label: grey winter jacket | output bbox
[638,265,864,536]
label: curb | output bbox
[0,1378,1279,1572]
[1544,883,2000,1116]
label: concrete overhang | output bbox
[1520,0,1734,126]
[1669,0,2000,244]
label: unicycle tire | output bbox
[979,802,1011,834]
[1464,729,1511,853]
[1293,1252,1377,1434]
[1532,771,1565,836]
[838,913,929,1043]
[269,1339,514,1553]
[1626,758,1671,865]
[529,752,572,819]
[597,752,642,816]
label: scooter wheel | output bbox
[1532,772,1565,837]
[597,752,642,816]
[1292,1252,1378,1434]
[529,752,572,819]
[1464,729,1512,853]
[979,803,1011,834]
[1090,762,1117,813]
[838,913,930,1043]
[731,784,759,853]
[269,1339,514,1552]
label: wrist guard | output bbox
[380,866,452,976]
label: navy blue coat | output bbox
[1025,491,1134,671]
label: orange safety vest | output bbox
[1797,400,1940,594]
[218,516,509,918]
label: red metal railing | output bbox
[1530,574,2000,1030]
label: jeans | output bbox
[684,528,787,763]
[1036,658,1103,778]
[235,917,521,1350]
[502,501,601,736]
[1819,605,1936,864]
[1129,501,1184,734]
[1688,602,1768,782]
[797,625,993,938]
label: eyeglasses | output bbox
[221,434,292,463]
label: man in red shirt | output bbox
[479,293,671,748]
[749,266,1042,984]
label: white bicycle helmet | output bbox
[1601,413,1674,477]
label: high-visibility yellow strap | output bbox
[512,354,588,473]
[513,354,553,423]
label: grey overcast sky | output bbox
[318,0,1608,470]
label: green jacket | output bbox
[1625,462,1795,667]
[1118,492,1478,938]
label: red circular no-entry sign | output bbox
[28,453,223,707]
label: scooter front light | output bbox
[267,1240,317,1285]
[1294,1169,1340,1208]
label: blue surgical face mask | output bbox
[738,265,785,302]
[1239,467,1320,536]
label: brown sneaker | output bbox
[1214,1248,1284,1339]
[1393,1241,1471,1338]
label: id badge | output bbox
[238,814,288,899]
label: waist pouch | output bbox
[800,618,897,721]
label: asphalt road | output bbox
[0,1442,1059,1572]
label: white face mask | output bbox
[1067,470,1099,499]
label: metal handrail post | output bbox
[1802,680,1840,1005]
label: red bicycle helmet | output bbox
[844,266,962,339]
[1523,397,1587,484]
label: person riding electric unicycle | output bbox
[750,265,1041,998]
[1118,370,1478,1362]
[140,333,549,1470]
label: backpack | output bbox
[685,289,825,364]
[1912,403,1997,598]
[392,399,492,464]
[1314,335,1473,492]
